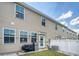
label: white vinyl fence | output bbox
[50,39,79,55]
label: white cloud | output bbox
[72,29,79,34]
[61,21,65,24]
[61,21,68,26]
[57,11,73,20]
[70,17,79,25]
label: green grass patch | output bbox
[23,50,67,56]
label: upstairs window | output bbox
[55,24,57,30]
[16,4,24,19]
[20,31,27,43]
[4,28,15,44]
[63,29,64,32]
[62,27,64,32]
[41,17,46,27]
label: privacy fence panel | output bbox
[50,39,79,55]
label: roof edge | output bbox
[15,2,77,34]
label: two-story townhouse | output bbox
[0,2,77,54]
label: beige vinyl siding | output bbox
[0,2,78,53]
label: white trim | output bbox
[24,5,25,20]
[14,3,16,19]
[39,35,46,49]
[2,27,16,45]
[29,31,38,43]
[2,28,4,45]
[29,31,38,35]
[19,30,29,43]
[41,16,43,23]
[14,3,25,20]
[41,16,46,27]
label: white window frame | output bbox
[14,3,25,20]
[2,27,16,45]
[55,24,57,30]
[41,16,46,27]
[30,31,38,43]
[39,34,46,48]
[19,30,29,43]
[62,27,65,32]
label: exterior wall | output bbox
[0,2,41,53]
[0,2,78,53]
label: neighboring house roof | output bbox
[15,2,77,34]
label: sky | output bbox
[26,2,79,33]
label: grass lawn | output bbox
[23,50,67,56]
